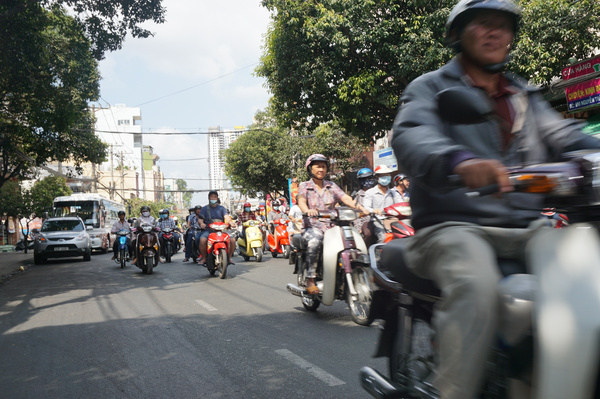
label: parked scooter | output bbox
[160,227,179,263]
[286,207,374,326]
[237,220,264,262]
[359,86,600,398]
[113,229,130,269]
[133,223,159,274]
[205,221,231,279]
[267,218,291,258]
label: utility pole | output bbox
[120,151,125,202]
[110,144,114,200]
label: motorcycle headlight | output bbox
[337,208,358,222]
[142,225,153,233]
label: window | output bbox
[117,119,131,126]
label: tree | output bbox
[4,0,166,61]
[224,110,368,199]
[0,0,166,191]
[0,181,34,251]
[126,198,172,219]
[0,3,107,190]
[176,179,193,208]
[258,0,600,141]
[29,176,72,218]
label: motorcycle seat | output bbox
[291,234,304,251]
[380,239,441,299]
[380,239,527,301]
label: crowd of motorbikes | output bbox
[101,87,600,398]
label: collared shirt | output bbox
[157,217,177,230]
[268,211,289,223]
[393,187,410,202]
[111,220,131,238]
[238,211,256,223]
[298,179,346,231]
[135,215,155,228]
[364,185,402,212]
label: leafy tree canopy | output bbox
[29,176,72,218]
[258,0,600,141]
[176,179,193,208]
[126,197,172,219]
[224,108,368,199]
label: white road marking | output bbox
[163,278,174,284]
[275,349,345,386]
[195,299,217,312]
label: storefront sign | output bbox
[565,78,600,111]
[562,56,600,81]
[373,147,398,170]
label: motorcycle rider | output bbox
[392,173,410,202]
[110,210,133,260]
[131,205,156,265]
[363,165,402,244]
[156,208,180,256]
[184,205,205,262]
[391,0,600,397]
[198,191,236,266]
[298,154,368,294]
[238,202,257,243]
[352,167,376,207]
[267,200,289,234]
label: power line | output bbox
[134,63,259,107]
[158,157,209,162]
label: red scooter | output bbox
[206,222,231,279]
[267,218,291,258]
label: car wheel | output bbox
[83,249,91,262]
[34,251,44,265]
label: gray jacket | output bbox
[392,58,600,230]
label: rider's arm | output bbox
[340,193,368,214]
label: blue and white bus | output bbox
[53,193,126,252]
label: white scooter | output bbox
[286,207,374,326]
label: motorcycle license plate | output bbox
[54,247,69,251]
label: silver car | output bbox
[33,217,92,264]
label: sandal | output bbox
[306,285,320,295]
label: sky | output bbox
[95,0,272,205]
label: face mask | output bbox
[244,207,251,212]
[142,211,150,217]
[209,199,218,206]
[378,176,391,186]
[160,214,167,219]
[273,206,279,212]
[360,178,376,190]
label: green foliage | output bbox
[258,0,600,141]
[0,181,27,219]
[125,198,172,219]
[511,0,600,86]
[29,176,72,217]
[223,109,368,198]
[176,179,193,208]
[0,2,108,190]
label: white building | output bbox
[207,126,244,209]
[93,104,146,200]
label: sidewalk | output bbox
[0,246,32,282]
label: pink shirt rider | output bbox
[298,179,345,232]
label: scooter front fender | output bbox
[322,226,366,306]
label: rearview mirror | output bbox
[435,86,494,124]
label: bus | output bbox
[53,193,126,252]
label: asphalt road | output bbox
[0,249,387,398]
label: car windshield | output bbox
[41,220,84,232]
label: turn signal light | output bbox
[515,174,557,193]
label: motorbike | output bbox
[286,207,374,326]
[359,86,600,398]
[160,227,179,263]
[134,223,159,274]
[113,229,130,269]
[267,218,291,258]
[237,219,264,262]
[205,221,231,279]
[368,202,415,245]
